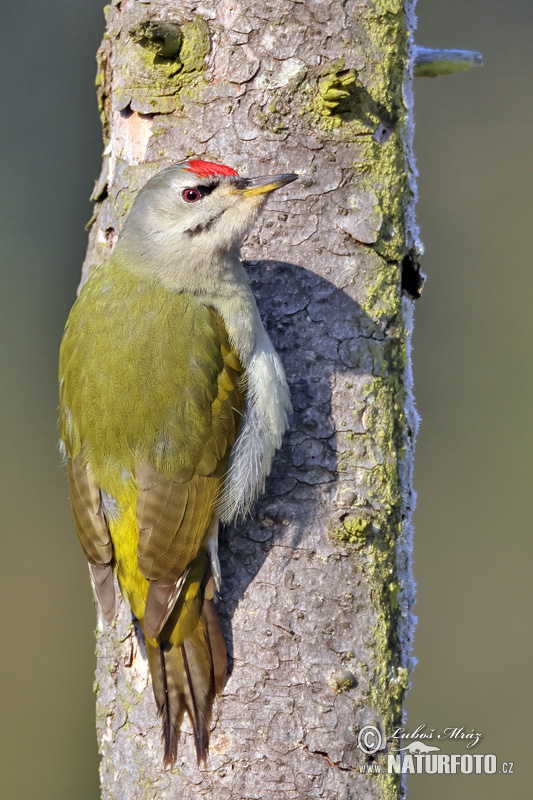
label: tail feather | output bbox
[146,601,227,767]
[204,597,227,694]
[181,637,211,762]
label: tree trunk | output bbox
[84,1,419,798]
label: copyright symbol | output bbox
[358,725,383,755]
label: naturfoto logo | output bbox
[356,724,514,776]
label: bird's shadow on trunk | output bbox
[218,258,395,677]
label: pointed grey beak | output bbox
[231,173,298,197]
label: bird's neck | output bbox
[111,241,262,364]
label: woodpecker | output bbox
[59,160,297,766]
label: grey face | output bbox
[116,162,297,273]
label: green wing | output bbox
[135,313,245,638]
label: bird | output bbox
[58,159,297,766]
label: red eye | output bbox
[183,188,200,203]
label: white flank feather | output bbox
[218,328,291,522]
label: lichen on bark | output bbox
[81,2,419,798]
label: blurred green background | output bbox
[407,1,532,798]
[0,2,530,798]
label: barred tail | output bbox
[146,598,227,766]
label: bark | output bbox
[84,1,419,798]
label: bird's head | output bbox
[117,160,297,272]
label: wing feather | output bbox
[67,456,116,620]
[137,309,246,639]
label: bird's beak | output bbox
[230,173,298,198]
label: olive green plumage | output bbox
[59,254,245,765]
[60,257,229,488]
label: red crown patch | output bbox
[183,160,239,178]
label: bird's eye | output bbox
[183,188,201,203]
